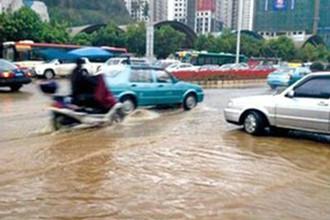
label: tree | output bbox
[91,22,127,47]
[262,36,296,61]
[154,25,185,59]
[71,33,93,46]
[2,7,44,42]
[41,21,70,43]
[194,35,217,52]
[126,23,146,56]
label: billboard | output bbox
[197,0,215,11]
[273,0,288,10]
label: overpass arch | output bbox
[69,21,197,48]
[302,35,326,48]
[154,20,197,48]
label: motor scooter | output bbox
[40,81,126,130]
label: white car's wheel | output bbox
[121,96,136,115]
[243,111,266,135]
[44,70,55,80]
[183,94,197,110]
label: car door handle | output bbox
[318,101,329,107]
[158,84,164,87]
[131,84,137,87]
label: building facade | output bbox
[124,0,149,22]
[153,0,168,22]
[195,0,222,34]
[254,0,330,46]
[0,0,49,21]
[167,0,188,23]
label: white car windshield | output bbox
[0,59,16,71]
[47,59,59,64]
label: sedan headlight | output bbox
[227,100,234,108]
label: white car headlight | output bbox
[227,100,234,108]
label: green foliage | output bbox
[0,7,44,42]
[262,36,296,60]
[41,22,70,43]
[41,0,130,26]
[0,7,69,43]
[310,62,325,72]
[71,33,93,46]
[1,7,329,62]
[155,25,185,59]
[194,33,264,58]
[90,22,127,48]
[126,23,146,56]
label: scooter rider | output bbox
[70,58,116,113]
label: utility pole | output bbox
[146,0,154,60]
[235,0,243,64]
[313,0,320,35]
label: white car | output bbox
[225,72,330,135]
[34,58,93,79]
[98,57,149,73]
[165,63,199,72]
[219,63,249,71]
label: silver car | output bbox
[224,72,330,135]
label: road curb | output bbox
[192,79,267,89]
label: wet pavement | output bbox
[0,81,330,220]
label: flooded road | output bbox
[1,82,330,219]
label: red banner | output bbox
[197,0,215,11]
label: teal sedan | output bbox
[267,67,311,89]
[104,65,204,114]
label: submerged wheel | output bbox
[44,70,55,80]
[243,111,266,135]
[52,114,79,131]
[120,96,136,115]
[10,85,22,92]
[183,94,197,110]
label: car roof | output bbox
[308,72,330,77]
[130,65,164,71]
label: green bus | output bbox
[176,51,248,66]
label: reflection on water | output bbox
[0,84,330,219]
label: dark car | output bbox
[0,59,32,92]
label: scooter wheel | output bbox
[52,114,79,131]
[52,115,65,131]
[111,112,124,124]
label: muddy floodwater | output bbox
[1,82,330,220]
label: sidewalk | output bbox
[192,79,267,89]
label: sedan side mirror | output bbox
[286,90,295,98]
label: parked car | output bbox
[225,72,330,135]
[165,63,199,73]
[267,67,311,89]
[0,59,32,92]
[104,65,204,114]
[218,64,235,71]
[154,59,181,69]
[33,58,93,79]
[99,57,149,73]
[199,65,220,71]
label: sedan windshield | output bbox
[271,68,293,75]
[0,59,16,72]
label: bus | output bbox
[1,40,128,68]
[176,51,248,66]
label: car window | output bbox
[107,59,121,65]
[155,70,173,83]
[107,70,123,78]
[0,59,16,71]
[129,69,153,83]
[294,76,330,99]
[181,64,191,68]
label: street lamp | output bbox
[235,0,243,64]
[146,0,154,60]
